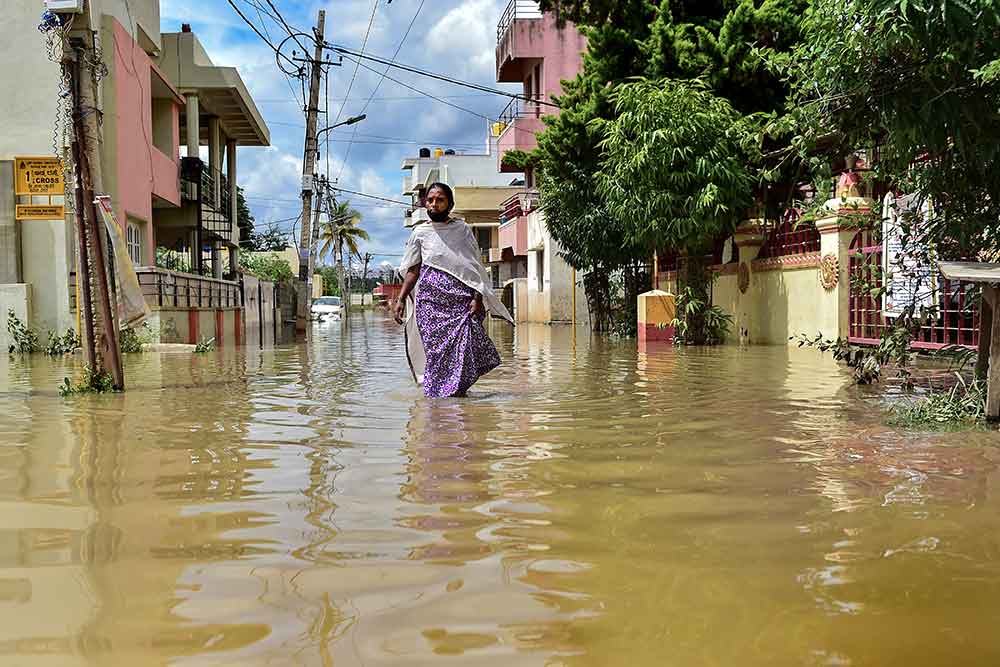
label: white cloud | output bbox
[160,0,514,257]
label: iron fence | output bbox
[847,228,980,350]
[757,209,821,259]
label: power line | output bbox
[332,0,380,183]
[255,93,498,103]
[241,0,304,107]
[333,0,379,128]
[263,0,310,54]
[245,194,405,209]
[339,53,492,121]
[265,121,485,147]
[330,187,412,207]
[328,44,558,108]
[339,53,549,144]
[225,0,298,70]
[338,0,426,183]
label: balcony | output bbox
[180,157,232,241]
[497,0,544,82]
[496,98,545,172]
[499,217,529,257]
[500,190,540,222]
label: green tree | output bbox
[240,252,294,283]
[787,0,1000,256]
[533,0,808,336]
[236,185,255,246]
[778,0,1000,389]
[317,265,340,296]
[318,201,369,302]
[598,78,759,343]
[535,13,659,331]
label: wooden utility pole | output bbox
[68,40,125,389]
[296,10,327,331]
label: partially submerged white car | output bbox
[311,296,343,319]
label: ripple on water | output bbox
[1,316,1000,665]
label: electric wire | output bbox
[328,44,558,107]
[337,0,426,183]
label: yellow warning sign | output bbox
[16,205,65,221]
[15,157,64,196]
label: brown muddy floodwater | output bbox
[2,312,1000,666]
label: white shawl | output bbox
[398,219,513,384]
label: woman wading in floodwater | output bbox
[393,183,513,398]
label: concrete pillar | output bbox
[227,139,239,273]
[727,219,767,343]
[816,196,875,340]
[0,161,20,283]
[184,93,200,158]
[208,117,221,204]
[212,243,223,279]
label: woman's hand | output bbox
[393,298,407,324]
[468,294,485,318]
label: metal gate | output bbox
[848,228,980,349]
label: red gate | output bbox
[848,229,980,349]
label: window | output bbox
[151,98,174,156]
[127,221,143,265]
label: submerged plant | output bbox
[671,287,733,346]
[59,367,117,397]
[45,329,80,356]
[6,309,39,354]
[119,323,154,354]
[194,337,216,354]
[889,375,986,428]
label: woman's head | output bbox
[426,182,455,222]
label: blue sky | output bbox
[159,0,517,267]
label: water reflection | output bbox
[1,317,1000,665]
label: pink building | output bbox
[491,0,588,323]
[100,13,270,345]
[495,1,587,176]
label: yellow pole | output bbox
[75,268,81,337]
[571,267,576,328]
[653,251,659,290]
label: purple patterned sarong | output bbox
[414,267,501,398]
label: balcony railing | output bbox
[498,0,542,41]
[498,97,542,132]
[137,267,242,310]
[181,157,232,240]
[500,190,541,223]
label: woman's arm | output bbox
[393,264,421,324]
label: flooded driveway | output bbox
[2,313,1000,666]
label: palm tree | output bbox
[318,200,369,305]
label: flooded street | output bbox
[2,313,1000,666]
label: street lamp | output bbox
[316,114,367,140]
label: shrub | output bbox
[6,310,38,354]
[240,252,294,283]
[45,329,80,356]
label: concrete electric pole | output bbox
[296,10,326,332]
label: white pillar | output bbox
[184,93,200,158]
